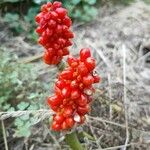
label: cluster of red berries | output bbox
[35,1,74,65]
[47,48,100,131]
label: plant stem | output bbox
[65,131,84,150]
[57,60,67,71]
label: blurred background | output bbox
[0,0,150,150]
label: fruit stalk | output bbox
[65,131,84,150]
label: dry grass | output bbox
[0,1,150,150]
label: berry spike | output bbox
[47,48,100,131]
[35,1,74,65]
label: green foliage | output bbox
[33,0,52,4]
[0,49,49,137]
[143,0,150,4]
[3,13,23,33]
[111,0,135,5]
[0,0,21,4]
[3,6,39,41]
[63,0,98,22]
[1,0,98,37]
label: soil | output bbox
[0,1,150,150]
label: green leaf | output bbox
[63,2,75,15]
[83,131,95,140]
[83,5,98,17]
[29,116,39,125]
[3,104,11,110]
[27,93,39,99]
[33,0,52,4]
[27,104,38,110]
[8,107,15,111]
[84,0,97,5]
[88,6,98,17]
[71,0,81,5]
[17,102,29,110]
[25,7,39,23]
[73,9,82,18]
[3,13,19,22]
[0,0,21,4]
[15,118,24,127]
[81,14,91,22]
[21,114,30,121]
[16,126,31,137]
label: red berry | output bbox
[79,116,86,124]
[87,96,93,103]
[56,8,67,19]
[53,43,60,50]
[54,86,62,96]
[41,4,47,12]
[63,106,73,117]
[70,80,78,88]
[46,2,52,7]
[78,94,88,106]
[45,28,53,37]
[63,48,69,55]
[53,1,62,9]
[62,98,70,105]
[50,11,58,20]
[56,25,62,33]
[65,40,72,47]
[71,89,81,99]
[44,13,51,20]
[77,104,90,115]
[84,57,96,71]
[59,69,73,80]
[62,86,71,98]
[51,121,61,131]
[93,75,100,83]
[65,31,74,38]
[53,114,65,124]
[48,19,56,28]
[47,95,62,107]
[57,49,63,56]
[43,50,52,65]
[65,117,75,128]
[55,80,66,89]
[77,75,82,82]
[57,38,66,45]
[80,48,91,61]
[36,26,43,34]
[63,16,72,27]
[61,121,68,130]
[82,75,94,86]
[78,63,89,76]
[67,56,79,68]
[35,13,43,23]
[62,25,68,31]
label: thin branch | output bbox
[87,116,126,128]
[122,45,129,150]
[0,109,53,120]
[19,53,43,63]
[107,73,113,120]
[99,142,141,150]
[1,120,9,150]
[87,120,102,149]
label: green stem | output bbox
[65,131,84,150]
[57,60,67,71]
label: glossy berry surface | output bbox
[47,48,100,131]
[35,1,73,65]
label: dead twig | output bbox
[1,120,9,150]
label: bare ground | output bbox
[0,1,150,150]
